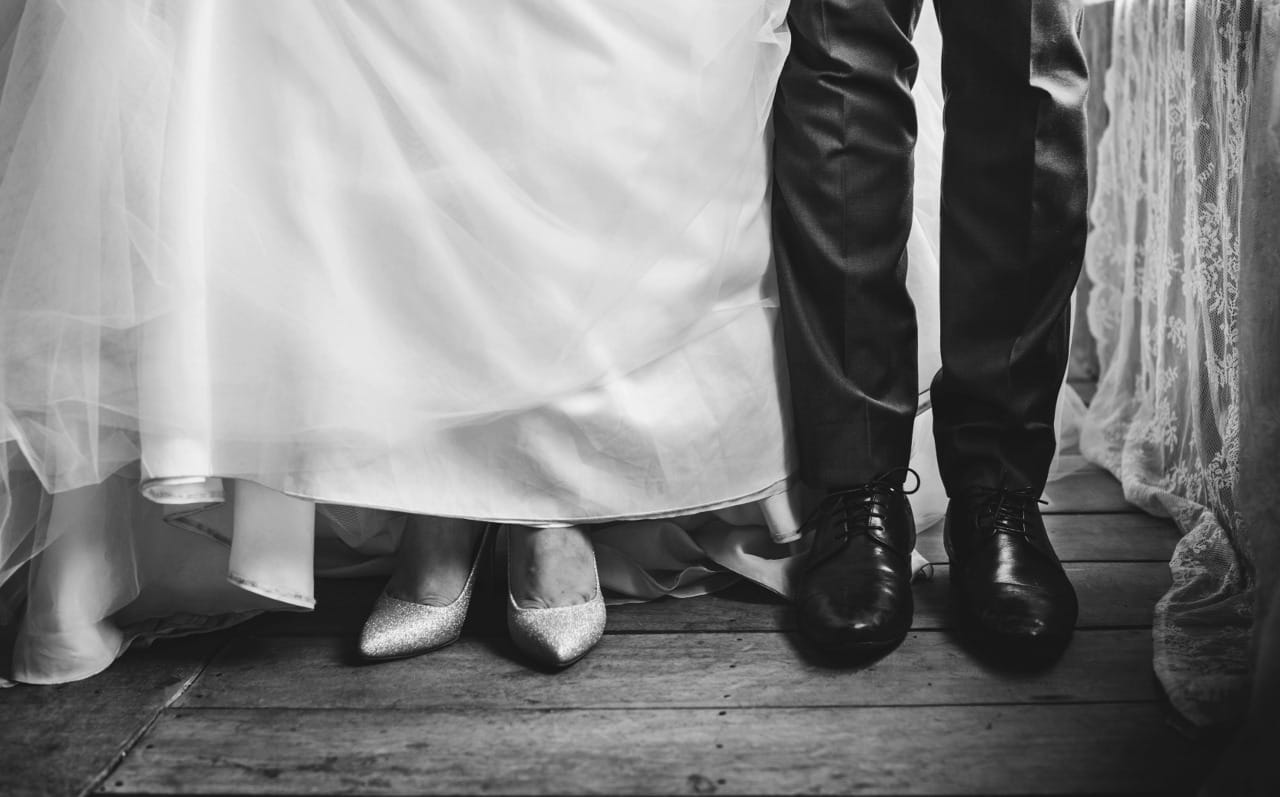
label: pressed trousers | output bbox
[772,0,1089,493]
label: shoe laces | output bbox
[965,486,1046,537]
[801,467,920,543]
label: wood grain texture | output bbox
[0,636,220,797]
[1043,457,1137,514]
[4,457,1193,795]
[174,628,1157,711]
[104,703,1207,795]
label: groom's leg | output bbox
[932,0,1088,653]
[930,0,1088,495]
[773,0,923,490]
[773,0,924,654]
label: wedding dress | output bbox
[0,0,951,683]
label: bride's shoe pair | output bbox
[358,524,604,667]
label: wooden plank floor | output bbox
[3,458,1221,796]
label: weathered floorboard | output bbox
[175,629,1157,711]
[1043,456,1138,514]
[7,455,1194,796]
[104,703,1206,795]
[0,636,221,797]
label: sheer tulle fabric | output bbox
[1,0,788,504]
[1,1,952,683]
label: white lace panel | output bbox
[1083,0,1255,728]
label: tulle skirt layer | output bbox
[0,0,796,554]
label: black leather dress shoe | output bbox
[944,488,1078,650]
[796,475,917,653]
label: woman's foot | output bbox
[505,525,605,667]
[506,525,598,609]
[385,516,487,606]
[358,516,488,661]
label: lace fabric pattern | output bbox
[1083,0,1257,727]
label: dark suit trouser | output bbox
[773,0,1089,494]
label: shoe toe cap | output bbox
[509,597,606,668]
[358,594,467,660]
[798,590,913,649]
[970,582,1078,639]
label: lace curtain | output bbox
[1083,0,1258,728]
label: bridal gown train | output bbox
[0,0,956,683]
